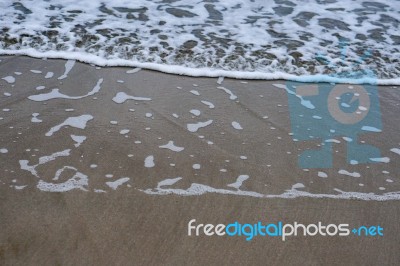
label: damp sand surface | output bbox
[0,56,399,264]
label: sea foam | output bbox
[0,0,399,84]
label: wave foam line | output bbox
[141,183,400,201]
[2,49,400,85]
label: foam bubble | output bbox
[159,141,184,152]
[45,115,93,136]
[31,113,42,123]
[112,92,151,103]
[120,129,130,135]
[45,72,54,79]
[29,78,103,101]
[361,126,382,132]
[37,166,88,192]
[390,148,400,155]
[58,60,76,80]
[217,86,237,100]
[71,135,87,147]
[106,177,130,190]
[190,109,201,116]
[338,170,361,178]
[192,164,201,170]
[144,155,155,168]
[231,121,243,130]
[318,172,328,178]
[227,175,250,190]
[187,120,213,133]
[201,101,215,109]
[2,76,15,84]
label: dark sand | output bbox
[0,55,399,265]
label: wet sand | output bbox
[0,55,399,265]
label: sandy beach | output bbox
[0,55,399,265]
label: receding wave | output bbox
[1,0,400,84]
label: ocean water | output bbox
[0,0,399,84]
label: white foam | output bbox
[19,149,71,177]
[217,76,224,84]
[157,177,182,188]
[190,90,200,96]
[390,148,400,155]
[2,42,400,86]
[338,170,361,178]
[37,166,88,192]
[201,100,215,109]
[217,86,237,100]
[325,139,341,143]
[142,180,400,201]
[45,72,54,79]
[0,148,8,154]
[292,183,305,189]
[1,0,400,84]
[29,78,103,101]
[361,126,382,133]
[112,92,151,103]
[120,129,130,135]
[159,141,184,152]
[106,177,130,190]
[70,135,87,147]
[273,84,315,109]
[227,175,249,190]
[58,60,76,80]
[142,182,264,197]
[126,68,141,74]
[370,157,390,163]
[318,171,328,178]
[187,120,213,133]
[2,76,15,84]
[31,113,42,123]
[231,121,243,130]
[144,155,155,168]
[45,114,93,136]
[190,109,201,116]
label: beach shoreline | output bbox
[0,55,399,264]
